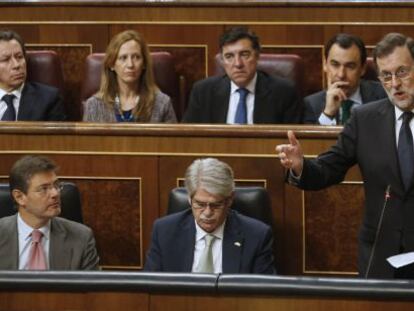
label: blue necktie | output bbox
[1,94,16,121]
[398,111,414,191]
[234,88,248,124]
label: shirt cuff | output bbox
[318,113,337,125]
[288,169,302,185]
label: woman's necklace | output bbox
[114,94,140,122]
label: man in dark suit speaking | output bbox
[0,155,99,270]
[183,27,301,124]
[144,158,275,274]
[303,33,387,125]
[0,30,66,121]
[276,33,414,279]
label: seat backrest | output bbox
[0,182,83,223]
[26,50,65,94]
[167,187,273,226]
[362,57,378,82]
[214,53,305,95]
[80,52,183,120]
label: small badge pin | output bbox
[234,242,241,247]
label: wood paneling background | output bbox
[1,1,413,119]
[0,123,362,276]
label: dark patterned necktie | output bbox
[1,94,16,121]
[341,99,354,124]
[398,111,414,191]
[234,88,248,124]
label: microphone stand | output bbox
[364,185,391,278]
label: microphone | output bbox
[365,185,391,278]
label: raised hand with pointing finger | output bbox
[275,130,304,177]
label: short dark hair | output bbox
[373,32,414,66]
[9,155,58,194]
[219,27,260,53]
[0,29,26,56]
[324,33,367,65]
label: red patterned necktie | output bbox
[27,229,47,270]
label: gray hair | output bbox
[373,32,414,66]
[184,158,235,198]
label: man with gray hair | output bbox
[276,32,414,278]
[144,157,275,274]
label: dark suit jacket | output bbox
[183,70,302,124]
[297,98,414,278]
[144,209,276,274]
[0,215,99,270]
[303,79,387,124]
[16,82,66,121]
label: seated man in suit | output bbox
[0,30,66,121]
[303,33,387,124]
[144,157,275,274]
[183,27,301,124]
[0,155,99,270]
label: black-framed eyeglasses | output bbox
[32,181,64,196]
[191,198,228,211]
[378,66,413,84]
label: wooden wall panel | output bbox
[0,16,411,120]
[75,179,142,268]
[0,124,347,275]
[304,184,364,275]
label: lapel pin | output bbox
[234,242,241,247]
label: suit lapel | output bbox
[222,211,244,273]
[49,218,72,270]
[212,76,231,123]
[175,212,196,272]
[253,71,271,123]
[377,100,404,196]
[360,80,375,103]
[0,215,19,269]
[17,83,34,120]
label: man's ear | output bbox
[12,189,25,207]
[227,192,235,207]
[360,62,367,77]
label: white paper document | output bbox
[387,252,414,268]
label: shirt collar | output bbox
[194,219,226,242]
[348,85,362,105]
[230,72,257,95]
[0,83,24,101]
[17,212,51,241]
[394,105,414,121]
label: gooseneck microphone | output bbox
[365,185,391,278]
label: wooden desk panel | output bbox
[0,122,360,275]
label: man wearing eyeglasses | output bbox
[144,158,275,274]
[183,27,301,124]
[0,155,99,270]
[303,33,387,125]
[276,33,414,279]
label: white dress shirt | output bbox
[394,106,414,147]
[17,213,50,270]
[0,84,24,120]
[226,73,257,124]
